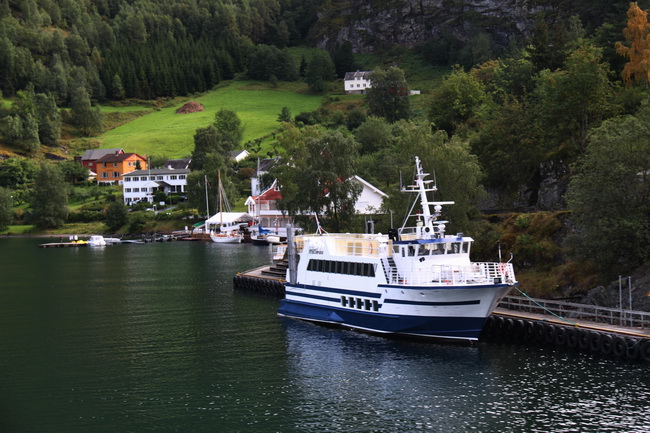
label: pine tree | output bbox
[70,86,103,135]
[112,73,125,99]
[35,93,61,147]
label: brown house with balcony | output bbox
[95,153,148,184]
[77,148,124,171]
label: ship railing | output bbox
[498,295,650,329]
[385,262,515,286]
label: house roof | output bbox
[344,71,373,80]
[165,159,191,170]
[247,179,283,204]
[260,188,282,201]
[81,148,123,161]
[255,157,281,175]
[95,153,146,163]
[230,150,249,159]
[205,212,254,225]
[124,168,190,177]
[352,175,388,197]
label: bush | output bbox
[126,211,151,233]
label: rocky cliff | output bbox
[312,0,549,53]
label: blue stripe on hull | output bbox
[277,299,487,341]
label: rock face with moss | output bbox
[313,0,547,53]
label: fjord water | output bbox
[1,238,648,433]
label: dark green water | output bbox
[1,238,648,433]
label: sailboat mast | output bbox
[204,175,209,218]
[219,170,223,226]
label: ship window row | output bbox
[307,259,376,277]
[341,296,379,311]
[394,242,470,257]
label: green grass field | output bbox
[97,81,324,158]
[100,105,151,113]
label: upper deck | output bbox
[295,233,391,258]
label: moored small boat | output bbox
[87,235,107,246]
[210,232,243,243]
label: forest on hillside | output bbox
[2,0,650,302]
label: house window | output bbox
[157,176,163,180]
[113,172,120,178]
[101,172,108,178]
[89,162,93,167]
[124,177,130,182]
[125,188,131,193]
[150,176,155,180]
[170,175,177,180]
[113,162,118,167]
[133,188,139,192]
[179,175,186,179]
[102,163,107,168]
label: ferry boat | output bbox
[278,157,517,342]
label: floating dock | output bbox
[39,242,88,248]
[483,308,650,362]
[233,261,286,296]
[233,268,650,362]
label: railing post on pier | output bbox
[287,224,296,285]
[619,276,623,326]
[628,276,633,328]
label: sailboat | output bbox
[210,171,243,244]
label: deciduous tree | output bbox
[30,162,68,229]
[105,200,128,232]
[0,187,12,230]
[616,2,650,88]
[534,43,616,157]
[367,67,410,123]
[305,50,335,93]
[565,104,650,276]
[214,108,243,149]
[276,128,361,231]
[428,66,485,134]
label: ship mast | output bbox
[401,156,454,237]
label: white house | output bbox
[122,168,189,205]
[245,178,290,235]
[351,175,388,214]
[229,150,250,162]
[250,157,281,196]
[344,71,373,94]
[245,175,388,235]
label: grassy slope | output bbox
[97,81,324,158]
